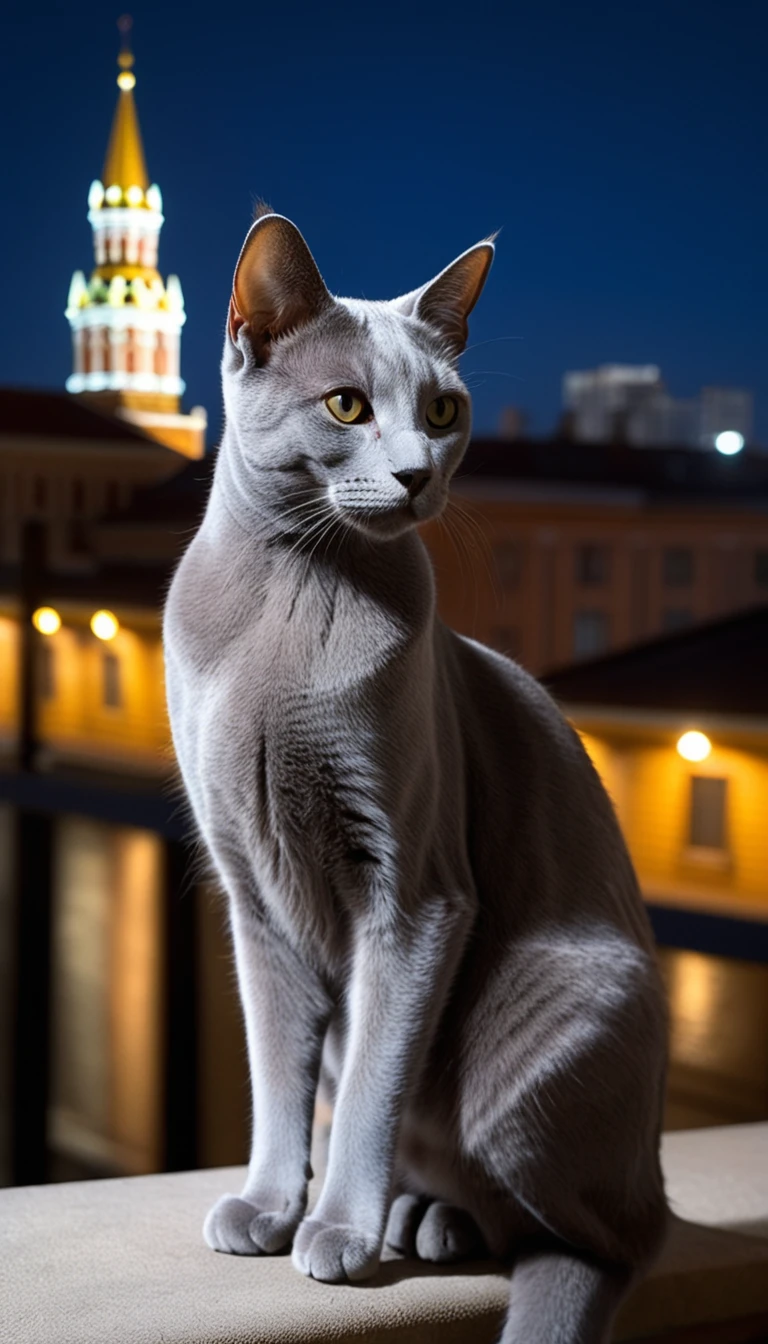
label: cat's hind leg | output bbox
[385,1194,487,1263]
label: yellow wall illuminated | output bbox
[577,728,768,914]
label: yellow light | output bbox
[32,607,61,636]
[117,70,136,91]
[677,731,711,762]
[126,184,144,206]
[91,610,119,641]
[105,184,123,206]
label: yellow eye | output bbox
[426,395,460,429]
[324,389,372,424]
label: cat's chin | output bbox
[341,506,434,541]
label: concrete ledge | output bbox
[1,1125,767,1343]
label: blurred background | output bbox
[0,1,766,1188]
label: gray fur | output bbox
[163,215,668,1342]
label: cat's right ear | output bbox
[228,214,333,359]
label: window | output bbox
[105,481,120,513]
[575,544,610,586]
[102,652,121,709]
[663,547,694,587]
[573,610,609,659]
[39,643,56,700]
[755,551,768,587]
[489,625,521,659]
[688,776,727,850]
[662,608,693,632]
[494,541,524,588]
[72,479,86,515]
[34,477,47,510]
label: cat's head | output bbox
[222,213,494,540]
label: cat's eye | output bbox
[426,395,460,430]
[324,389,372,425]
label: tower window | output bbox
[102,652,122,709]
[662,608,693,632]
[688,776,727,851]
[34,477,48,510]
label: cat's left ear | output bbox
[392,237,496,356]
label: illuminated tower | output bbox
[65,20,205,458]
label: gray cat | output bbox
[163,212,668,1343]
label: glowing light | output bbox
[88,179,105,209]
[126,184,144,206]
[145,184,163,212]
[715,430,745,456]
[105,184,123,206]
[117,70,136,91]
[91,610,119,641]
[32,607,61,636]
[677,731,711,762]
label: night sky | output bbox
[2,1,766,446]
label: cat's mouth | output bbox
[333,494,444,539]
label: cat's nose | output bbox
[393,469,432,498]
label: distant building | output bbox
[564,365,755,452]
[545,605,768,925]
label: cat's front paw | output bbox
[292,1217,381,1282]
[203,1194,302,1255]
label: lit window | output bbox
[103,652,122,709]
[575,544,610,586]
[688,776,727,850]
[662,608,693,632]
[39,644,56,700]
[573,610,609,659]
[755,551,768,587]
[663,547,694,586]
[494,542,525,588]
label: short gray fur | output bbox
[163,213,668,1343]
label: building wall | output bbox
[424,492,768,673]
[578,728,768,916]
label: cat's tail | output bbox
[500,1250,632,1344]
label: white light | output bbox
[677,731,711,762]
[88,179,104,209]
[91,610,119,641]
[715,430,745,456]
[32,607,61,636]
[146,183,163,212]
[126,184,144,207]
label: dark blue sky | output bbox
[2,1,766,445]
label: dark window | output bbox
[663,547,694,586]
[688,777,727,850]
[575,544,610,586]
[72,479,86,515]
[662,608,693,632]
[573,610,609,659]
[102,652,121,709]
[34,477,47,510]
[493,542,524,588]
[489,625,521,659]
[105,480,120,512]
[38,643,56,700]
[755,551,768,587]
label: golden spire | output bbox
[102,16,149,197]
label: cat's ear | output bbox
[229,214,333,358]
[392,237,496,356]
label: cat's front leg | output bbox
[205,905,331,1256]
[292,893,472,1282]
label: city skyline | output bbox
[1,0,765,445]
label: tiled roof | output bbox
[544,604,768,717]
[0,387,161,445]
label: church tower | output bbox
[65,20,205,459]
